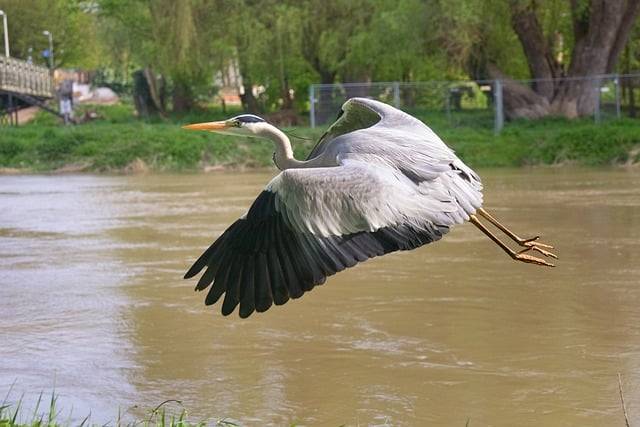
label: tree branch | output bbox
[606,0,640,72]
[570,0,590,41]
[568,0,625,77]
[509,0,555,99]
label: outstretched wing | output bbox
[307,98,383,159]
[185,159,453,318]
[309,97,482,217]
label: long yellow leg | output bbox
[477,208,557,259]
[469,215,555,267]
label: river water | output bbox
[1,168,639,426]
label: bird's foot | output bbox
[470,212,558,267]
[513,249,556,267]
[518,236,554,250]
[516,236,557,260]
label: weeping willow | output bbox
[148,0,209,111]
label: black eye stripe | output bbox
[235,114,266,123]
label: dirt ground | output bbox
[16,106,41,124]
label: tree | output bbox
[0,0,100,68]
[297,0,374,121]
[496,0,640,118]
[434,0,530,81]
[346,0,439,82]
[98,0,217,113]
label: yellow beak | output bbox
[182,121,229,131]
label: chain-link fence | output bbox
[309,73,640,133]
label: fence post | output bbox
[309,84,316,128]
[393,82,400,108]
[614,74,621,119]
[494,79,504,134]
[594,84,601,124]
[445,87,451,124]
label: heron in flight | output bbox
[182,98,557,318]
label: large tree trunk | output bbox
[280,75,294,110]
[343,74,372,100]
[236,48,260,114]
[239,80,259,113]
[300,8,344,125]
[510,1,557,100]
[132,67,166,117]
[623,43,638,118]
[144,67,165,113]
[312,69,338,125]
[552,0,626,116]
[172,80,194,113]
[606,1,640,73]
[488,65,550,119]
[502,0,640,119]
[302,27,339,123]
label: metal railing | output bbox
[0,56,53,98]
[309,73,640,133]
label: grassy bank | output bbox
[0,391,240,427]
[1,104,640,173]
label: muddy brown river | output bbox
[1,168,639,426]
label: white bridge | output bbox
[1,56,56,125]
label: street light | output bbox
[0,10,9,58]
[43,30,53,71]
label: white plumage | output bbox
[269,98,482,235]
[183,97,554,318]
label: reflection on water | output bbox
[1,168,640,426]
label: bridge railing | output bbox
[0,56,53,98]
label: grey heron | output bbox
[182,98,557,318]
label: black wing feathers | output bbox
[186,191,447,317]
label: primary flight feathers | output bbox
[183,97,555,318]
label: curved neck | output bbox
[255,124,323,170]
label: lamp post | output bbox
[0,10,9,58]
[0,10,12,125]
[43,30,53,71]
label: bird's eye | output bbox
[234,120,242,127]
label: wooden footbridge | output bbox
[0,56,61,125]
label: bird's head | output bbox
[182,114,269,138]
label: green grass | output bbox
[2,103,640,172]
[0,389,243,427]
[433,114,640,167]
[0,394,311,427]
[0,104,323,172]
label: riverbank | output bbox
[2,105,640,173]
[0,393,236,427]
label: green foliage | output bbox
[94,0,540,112]
[434,0,530,79]
[346,0,436,81]
[442,118,640,167]
[0,390,238,426]
[523,120,640,165]
[97,0,219,110]
[2,106,640,172]
[0,105,323,171]
[0,0,101,68]
[5,0,640,116]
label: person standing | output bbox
[58,79,73,125]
